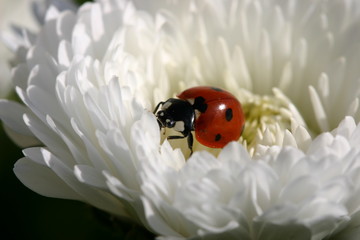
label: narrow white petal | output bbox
[347,97,359,117]
[293,125,312,151]
[282,130,297,147]
[318,73,330,104]
[309,85,329,132]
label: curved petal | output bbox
[14,157,82,200]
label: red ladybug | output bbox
[153,86,245,154]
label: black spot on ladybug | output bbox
[193,96,208,113]
[211,87,223,92]
[215,133,222,141]
[225,108,233,121]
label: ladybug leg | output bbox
[167,132,193,156]
[167,135,186,140]
[167,132,194,155]
[186,132,193,156]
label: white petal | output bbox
[349,122,360,147]
[347,97,360,117]
[279,175,318,203]
[72,22,92,56]
[23,113,75,165]
[142,197,182,237]
[3,126,39,147]
[309,85,329,132]
[218,142,251,164]
[39,147,126,215]
[0,100,34,136]
[12,63,30,91]
[58,40,73,68]
[282,129,298,147]
[104,171,140,201]
[332,116,357,139]
[14,157,82,200]
[56,11,76,41]
[74,165,108,189]
[293,125,312,151]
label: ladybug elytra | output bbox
[153,86,245,154]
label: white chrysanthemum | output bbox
[1,0,360,239]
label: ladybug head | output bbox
[156,109,176,129]
[154,98,195,134]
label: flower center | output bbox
[239,88,305,156]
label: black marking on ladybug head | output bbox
[155,98,195,134]
[225,108,233,121]
[215,133,222,141]
[156,110,176,128]
[193,96,208,113]
[211,87,223,92]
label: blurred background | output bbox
[0,0,153,239]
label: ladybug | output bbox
[153,86,245,154]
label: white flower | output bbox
[1,0,360,239]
